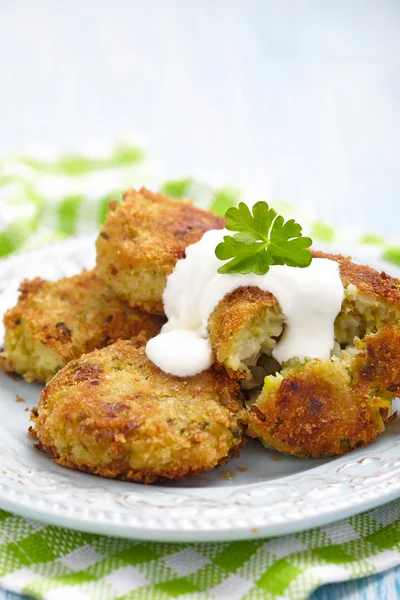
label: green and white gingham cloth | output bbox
[0,142,400,600]
[1,140,400,265]
[0,502,399,600]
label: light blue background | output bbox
[1,0,399,236]
[0,1,399,598]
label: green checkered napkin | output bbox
[0,502,399,600]
[0,143,400,600]
[1,141,400,264]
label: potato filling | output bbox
[237,284,400,392]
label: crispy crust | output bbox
[208,251,400,378]
[30,340,246,483]
[209,286,277,379]
[95,187,225,314]
[244,323,399,458]
[312,250,400,305]
[0,270,164,383]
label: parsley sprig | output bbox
[215,201,313,275]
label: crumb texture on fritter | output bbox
[30,340,245,483]
[0,269,164,383]
[95,187,225,315]
[313,250,400,306]
[244,323,399,458]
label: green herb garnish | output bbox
[215,201,313,275]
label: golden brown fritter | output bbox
[243,323,399,458]
[95,187,225,315]
[0,270,164,383]
[209,251,400,379]
[313,250,400,305]
[29,340,245,483]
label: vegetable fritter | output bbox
[29,340,245,483]
[95,187,225,315]
[0,270,164,383]
[209,251,400,380]
[208,251,399,458]
[244,323,399,457]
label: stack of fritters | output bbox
[2,188,399,483]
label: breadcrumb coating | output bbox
[0,270,164,383]
[243,324,399,457]
[30,340,246,483]
[95,187,224,314]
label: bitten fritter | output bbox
[0,270,164,383]
[243,323,399,458]
[29,340,245,483]
[209,251,400,380]
[95,187,225,315]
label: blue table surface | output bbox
[1,564,399,599]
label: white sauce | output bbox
[146,229,344,377]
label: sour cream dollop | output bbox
[146,229,344,377]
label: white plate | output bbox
[0,238,399,542]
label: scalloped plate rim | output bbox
[0,236,399,542]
